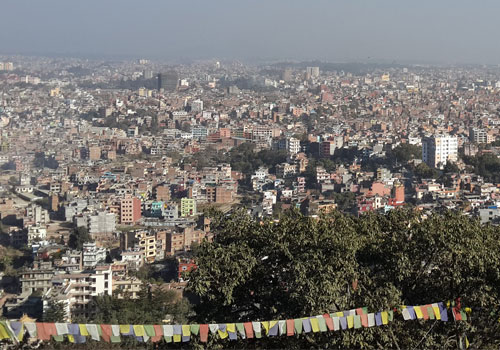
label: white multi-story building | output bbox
[46,265,113,320]
[27,224,47,246]
[287,137,301,155]
[422,135,458,169]
[25,204,50,225]
[191,99,204,113]
[82,242,107,268]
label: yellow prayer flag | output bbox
[347,315,354,329]
[182,325,190,337]
[218,328,228,339]
[432,306,441,320]
[414,306,424,319]
[335,312,344,317]
[173,334,181,342]
[79,324,89,336]
[269,321,278,330]
[381,311,389,325]
[0,324,10,340]
[310,318,320,332]
[67,335,75,343]
[261,321,270,334]
[133,325,145,337]
[119,325,130,334]
[227,323,236,333]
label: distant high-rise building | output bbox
[422,135,458,168]
[88,146,101,161]
[0,62,14,71]
[191,99,203,113]
[143,69,153,79]
[306,66,320,79]
[282,68,293,82]
[157,71,179,92]
[469,127,494,144]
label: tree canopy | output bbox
[86,286,192,325]
[68,226,92,251]
[43,299,67,323]
[186,208,500,349]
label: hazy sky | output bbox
[1,0,500,64]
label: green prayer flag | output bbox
[317,317,327,332]
[460,311,467,321]
[294,319,303,334]
[164,335,173,343]
[388,310,394,321]
[255,331,262,339]
[53,335,64,342]
[428,307,435,320]
[190,324,200,335]
[144,325,156,337]
[236,323,245,335]
[354,315,362,329]
[362,307,368,314]
[110,336,121,343]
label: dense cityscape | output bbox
[0,53,500,348]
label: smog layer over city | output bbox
[0,1,500,349]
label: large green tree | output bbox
[68,226,92,250]
[186,208,500,349]
[86,285,192,325]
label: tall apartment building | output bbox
[47,265,113,320]
[282,68,293,82]
[287,137,301,155]
[191,99,204,113]
[24,204,50,225]
[82,242,107,268]
[120,196,142,224]
[157,71,179,91]
[88,146,101,161]
[306,66,320,78]
[422,135,458,168]
[181,198,197,217]
[20,261,56,295]
[469,127,494,144]
[26,224,47,246]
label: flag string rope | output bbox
[0,301,469,345]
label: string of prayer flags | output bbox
[0,300,469,345]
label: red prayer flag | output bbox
[36,323,50,341]
[421,305,430,320]
[200,324,209,342]
[286,319,295,336]
[244,322,254,339]
[452,307,462,321]
[360,314,368,327]
[356,308,364,315]
[100,325,112,342]
[323,314,334,331]
[151,325,163,342]
[44,323,57,338]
